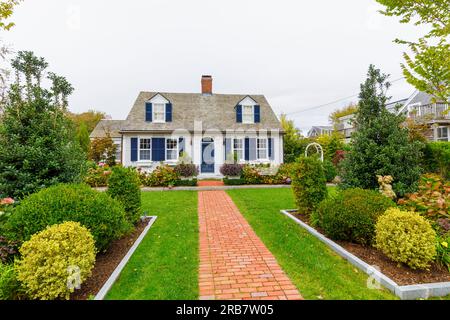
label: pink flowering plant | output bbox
[0,197,15,226]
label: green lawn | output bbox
[227,188,397,300]
[105,191,198,300]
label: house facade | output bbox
[90,76,284,177]
[306,126,333,138]
[336,91,450,142]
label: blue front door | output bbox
[201,139,214,173]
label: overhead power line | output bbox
[286,77,405,116]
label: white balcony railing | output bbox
[409,103,450,120]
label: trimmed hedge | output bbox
[107,166,142,224]
[5,184,131,251]
[223,178,246,185]
[312,188,395,245]
[291,156,328,215]
[173,179,198,187]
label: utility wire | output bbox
[286,77,405,116]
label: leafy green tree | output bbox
[76,121,90,154]
[88,133,117,166]
[280,114,311,163]
[0,51,86,199]
[69,110,108,133]
[0,0,21,31]
[376,0,449,102]
[341,65,424,197]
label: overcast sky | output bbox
[3,0,425,134]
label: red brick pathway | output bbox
[197,180,225,187]
[198,191,303,300]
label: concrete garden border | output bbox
[94,216,158,300]
[280,209,450,300]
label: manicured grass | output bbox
[106,191,198,300]
[227,188,397,300]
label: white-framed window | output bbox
[437,127,449,141]
[139,138,152,161]
[257,138,267,159]
[166,138,178,161]
[242,105,254,124]
[233,138,244,161]
[153,103,165,122]
[114,142,121,161]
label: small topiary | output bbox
[0,263,20,300]
[107,166,142,224]
[5,183,131,251]
[291,156,327,215]
[375,208,436,270]
[15,221,96,300]
[312,188,395,245]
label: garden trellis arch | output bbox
[305,143,324,162]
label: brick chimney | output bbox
[201,75,212,95]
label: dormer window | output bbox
[145,93,172,123]
[242,105,254,124]
[153,103,165,122]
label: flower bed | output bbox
[281,209,450,299]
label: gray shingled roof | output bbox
[90,120,125,138]
[116,92,282,132]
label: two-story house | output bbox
[335,91,449,142]
[90,76,284,177]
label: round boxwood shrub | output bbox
[5,183,131,251]
[375,208,436,270]
[312,188,395,245]
[15,221,96,300]
[107,166,142,224]
[291,156,327,215]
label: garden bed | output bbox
[281,209,450,299]
[71,217,153,300]
[292,211,450,286]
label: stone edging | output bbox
[280,209,450,300]
[94,216,158,300]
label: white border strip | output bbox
[94,216,158,300]
[281,209,450,300]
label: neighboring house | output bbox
[90,76,284,177]
[307,126,333,138]
[335,91,450,142]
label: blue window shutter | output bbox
[225,138,232,161]
[244,138,249,161]
[145,103,152,122]
[178,137,185,157]
[236,105,242,123]
[269,138,275,160]
[152,138,165,161]
[249,138,257,160]
[166,103,172,122]
[131,138,138,162]
[254,105,261,123]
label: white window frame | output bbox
[242,105,254,124]
[153,103,166,123]
[436,126,449,141]
[166,138,179,162]
[233,138,244,162]
[257,138,268,160]
[139,138,152,161]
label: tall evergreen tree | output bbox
[0,51,86,199]
[341,65,424,196]
[76,122,90,155]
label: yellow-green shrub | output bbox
[375,208,436,270]
[15,222,96,300]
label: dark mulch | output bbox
[71,219,149,300]
[292,212,450,286]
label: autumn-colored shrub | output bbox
[83,164,112,187]
[398,174,450,233]
[143,165,179,187]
